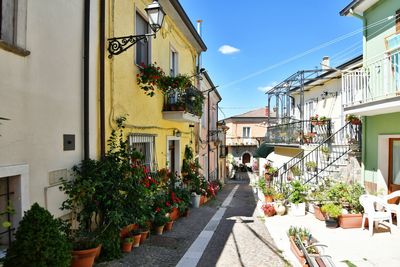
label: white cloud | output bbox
[218,45,240,55]
[257,81,278,93]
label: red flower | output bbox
[166,202,171,207]
[155,207,161,212]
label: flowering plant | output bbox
[261,204,276,217]
[346,114,361,125]
[136,63,165,97]
[310,114,319,121]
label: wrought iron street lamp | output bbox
[107,0,165,57]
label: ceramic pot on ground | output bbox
[71,246,100,267]
[290,202,306,216]
[191,193,200,208]
[155,225,165,235]
[339,213,364,228]
[139,230,149,244]
[165,221,174,231]
[264,195,274,203]
[313,204,325,221]
[121,241,133,253]
[325,216,339,228]
[275,203,286,216]
[132,234,141,248]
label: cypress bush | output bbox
[4,203,71,267]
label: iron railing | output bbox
[265,120,332,145]
[273,121,361,190]
[163,87,203,117]
[342,48,400,108]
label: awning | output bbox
[253,143,274,158]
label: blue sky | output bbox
[179,0,363,118]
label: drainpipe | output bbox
[83,0,90,160]
[100,0,106,158]
[207,89,210,181]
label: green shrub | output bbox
[288,180,307,204]
[321,203,342,218]
[4,203,71,267]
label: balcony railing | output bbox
[163,87,203,117]
[264,120,331,145]
[342,48,400,108]
[226,137,258,146]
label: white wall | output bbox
[0,1,99,215]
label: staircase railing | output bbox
[273,121,361,189]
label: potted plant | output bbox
[121,237,133,253]
[165,218,174,231]
[263,186,276,203]
[339,183,366,229]
[273,192,287,216]
[263,161,277,181]
[287,226,318,266]
[3,203,71,267]
[305,161,317,172]
[346,114,361,125]
[321,146,330,161]
[153,213,169,235]
[261,203,276,217]
[310,115,319,125]
[291,166,302,178]
[129,229,142,248]
[321,203,342,228]
[288,180,307,216]
[318,116,330,126]
[138,219,151,244]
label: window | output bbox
[243,127,251,138]
[396,9,400,33]
[170,48,178,77]
[135,12,150,65]
[305,101,315,119]
[1,0,17,44]
[129,134,156,171]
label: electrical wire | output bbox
[220,13,398,89]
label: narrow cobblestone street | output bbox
[97,173,289,267]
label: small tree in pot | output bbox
[288,181,308,216]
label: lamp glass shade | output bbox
[145,1,165,33]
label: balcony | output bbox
[162,87,204,123]
[342,48,400,116]
[226,137,259,146]
[264,120,331,146]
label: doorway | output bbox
[389,138,400,193]
[242,153,251,164]
[167,137,180,175]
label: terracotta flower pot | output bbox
[165,221,174,231]
[264,195,274,203]
[121,241,133,253]
[200,195,205,205]
[170,207,179,221]
[339,213,364,229]
[95,244,102,258]
[132,234,141,248]
[71,246,100,267]
[313,205,325,221]
[155,225,165,235]
[289,236,307,267]
[139,230,149,244]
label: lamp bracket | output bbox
[108,33,155,58]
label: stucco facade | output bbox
[0,0,100,247]
[104,0,206,174]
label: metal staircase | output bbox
[272,121,362,189]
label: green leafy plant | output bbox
[263,186,276,196]
[288,180,307,204]
[3,203,71,267]
[305,161,317,171]
[321,203,342,218]
[321,146,330,155]
[290,166,302,177]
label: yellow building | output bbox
[103,0,207,173]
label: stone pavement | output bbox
[98,173,289,267]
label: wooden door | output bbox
[389,138,400,193]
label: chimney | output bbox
[321,56,330,70]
